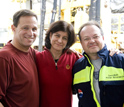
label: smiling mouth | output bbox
[25,37,34,39]
[89,45,97,48]
[56,43,62,46]
[27,37,33,39]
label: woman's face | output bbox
[50,31,68,52]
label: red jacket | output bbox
[36,48,79,107]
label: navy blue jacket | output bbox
[73,45,124,107]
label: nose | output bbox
[89,38,95,43]
[28,29,34,35]
[27,29,35,38]
[58,38,62,43]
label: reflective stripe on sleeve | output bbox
[73,66,91,85]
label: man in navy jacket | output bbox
[73,21,124,107]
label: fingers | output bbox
[109,48,122,56]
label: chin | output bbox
[91,50,99,54]
[25,44,32,47]
[55,48,63,51]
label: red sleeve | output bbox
[0,58,11,100]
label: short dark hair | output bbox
[45,20,76,50]
[78,20,104,41]
[13,9,38,27]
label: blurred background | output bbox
[0,0,124,54]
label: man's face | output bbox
[11,16,38,51]
[80,25,104,56]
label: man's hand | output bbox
[67,48,82,58]
[109,48,122,56]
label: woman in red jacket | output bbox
[36,20,79,107]
[36,20,119,107]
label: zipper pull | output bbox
[55,62,58,69]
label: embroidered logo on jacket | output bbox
[66,64,70,69]
[78,89,83,98]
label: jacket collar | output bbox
[97,44,109,59]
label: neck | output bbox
[88,53,100,60]
[50,49,62,60]
[11,40,29,52]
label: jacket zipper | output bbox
[55,62,58,69]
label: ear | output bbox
[11,25,16,32]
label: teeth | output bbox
[27,37,33,39]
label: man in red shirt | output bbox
[0,9,39,107]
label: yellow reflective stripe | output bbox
[73,66,91,85]
[99,66,124,81]
[85,55,101,107]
